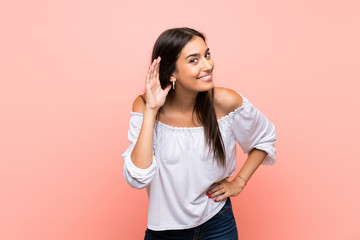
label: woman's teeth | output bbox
[198,75,211,80]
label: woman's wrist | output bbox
[238,175,248,186]
[144,107,159,117]
[232,175,247,189]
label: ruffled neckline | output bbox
[130,94,247,132]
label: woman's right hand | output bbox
[145,56,172,111]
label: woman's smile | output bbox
[197,74,212,82]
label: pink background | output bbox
[1,0,359,239]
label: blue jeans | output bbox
[144,198,238,240]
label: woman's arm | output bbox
[233,148,268,187]
[206,149,267,202]
[130,107,158,169]
[130,56,171,169]
[207,88,277,201]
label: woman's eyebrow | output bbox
[185,48,210,59]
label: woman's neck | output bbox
[167,88,198,113]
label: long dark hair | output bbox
[151,27,226,167]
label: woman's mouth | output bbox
[197,74,212,82]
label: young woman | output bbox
[122,27,277,240]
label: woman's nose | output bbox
[202,58,212,71]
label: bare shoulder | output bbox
[132,94,146,113]
[214,87,243,116]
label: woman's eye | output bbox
[190,53,211,63]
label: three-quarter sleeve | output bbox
[122,112,157,189]
[230,94,277,165]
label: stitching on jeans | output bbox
[193,233,203,240]
[218,205,232,215]
[193,226,204,240]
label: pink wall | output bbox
[1,0,359,239]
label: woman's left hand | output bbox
[206,177,246,202]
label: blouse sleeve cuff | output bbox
[122,152,157,188]
[249,145,276,165]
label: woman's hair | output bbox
[151,27,226,167]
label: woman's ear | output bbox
[169,76,176,90]
[170,76,176,82]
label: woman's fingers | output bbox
[214,195,227,202]
[151,57,159,83]
[207,187,227,202]
[163,84,171,95]
[144,56,169,110]
[206,178,244,202]
[211,189,225,198]
[206,179,228,197]
[146,61,154,84]
[154,57,160,81]
[149,59,155,81]
[206,184,221,196]
[147,57,160,85]
[146,67,150,85]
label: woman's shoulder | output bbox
[132,94,146,113]
[214,87,243,117]
[132,89,243,116]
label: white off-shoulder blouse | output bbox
[122,93,277,231]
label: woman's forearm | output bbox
[206,148,269,201]
[233,148,268,187]
[130,109,158,169]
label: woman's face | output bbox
[172,36,214,93]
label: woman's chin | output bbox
[198,81,214,91]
